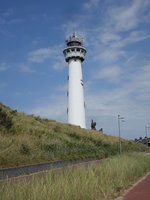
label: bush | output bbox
[20,143,30,155]
[34,116,42,122]
[53,126,61,133]
[11,109,17,114]
[0,107,13,129]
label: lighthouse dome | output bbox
[63,30,86,62]
[66,30,83,47]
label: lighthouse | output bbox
[63,30,86,128]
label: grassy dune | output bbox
[1,153,150,200]
[0,102,147,168]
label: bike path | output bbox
[124,172,150,200]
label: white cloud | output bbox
[29,95,67,122]
[15,92,22,97]
[106,0,149,32]
[110,31,150,48]
[28,48,55,63]
[85,61,150,138]
[81,0,150,75]
[28,45,66,71]
[94,48,126,64]
[0,62,9,71]
[130,64,150,101]
[2,9,13,18]
[101,32,121,45]
[52,55,66,70]
[84,0,99,9]
[19,64,35,73]
[93,66,121,83]
[0,8,24,26]
[56,84,67,92]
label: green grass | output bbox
[0,102,148,168]
[1,153,150,200]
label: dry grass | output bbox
[0,102,147,168]
[1,153,150,200]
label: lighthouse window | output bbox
[67,50,70,53]
[77,49,80,51]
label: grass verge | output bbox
[1,153,150,200]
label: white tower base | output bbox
[68,58,86,128]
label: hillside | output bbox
[0,102,147,168]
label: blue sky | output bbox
[0,0,150,139]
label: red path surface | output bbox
[124,173,150,200]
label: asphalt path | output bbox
[0,157,99,180]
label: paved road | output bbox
[124,172,150,200]
[0,157,99,180]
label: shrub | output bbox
[11,109,17,114]
[53,126,61,133]
[0,108,13,129]
[66,132,81,140]
[20,143,30,155]
[34,116,42,122]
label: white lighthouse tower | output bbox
[63,30,86,128]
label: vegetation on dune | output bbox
[1,153,150,200]
[0,102,148,168]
